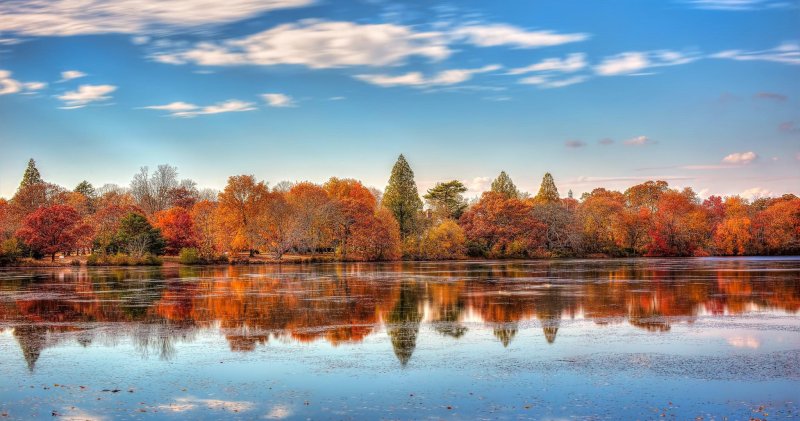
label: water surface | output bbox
[1,258,799,419]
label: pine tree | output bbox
[535,172,560,203]
[74,180,96,198]
[382,154,423,238]
[490,171,519,199]
[424,180,468,220]
[20,159,43,189]
[568,189,573,199]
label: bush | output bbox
[0,238,21,266]
[86,252,162,266]
[179,247,202,264]
[70,259,81,266]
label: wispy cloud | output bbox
[59,70,86,82]
[741,186,773,199]
[624,135,656,146]
[598,138,615,146]
[451,24,589,48]
[57,84,116,108]
[687,0,793,10]
[711,42,800,65]
[507,53,587,75]
[152,20,450,68]
[722,151,758,164]
[595,50,698,76]
[778,121,800,133]
[0,0,315,36]
[518,75,587,88]
[142,99,256,117]
[565,140,587,148]
[262,93,296,107]
[356,64,500,88]
[0,69,45,95]
[753,91,788,101]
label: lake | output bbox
[1,257,798,420]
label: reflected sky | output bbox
[1,257,799,419]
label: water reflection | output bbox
[1,258,798,370]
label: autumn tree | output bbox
[325,178,378,259]
[753,197,800,254]
[287,182,333,255]
[215,175,270,256]
[424,180,468,221]
[419,219,466,260]
[190,200,219,260]
[256,190,295,260]
[712,196,752,255]
[577,188,626,255]
[647,188,709,256]
[15,205,91,261]
[90,204,137,254]
[154,207,198,255]
[460,192,543,258]
[490,171,520,199]
[382,155,423,238]
[345,207,402,261]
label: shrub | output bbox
[0,238,21,266]
[179,247,202,265]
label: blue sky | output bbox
[0,0,798,200]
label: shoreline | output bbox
[3,254,800,269]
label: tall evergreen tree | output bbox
[20,159,43,189]
[382,154,423,238]
[490,171,519,199]
[535,173,560,203]
[74,180,96,198]
[424,180,468,220]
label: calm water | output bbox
[0,258,799,420]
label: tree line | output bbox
[1,155,798,264]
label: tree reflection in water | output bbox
[1,258,799,370]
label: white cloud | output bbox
[143,99,256,117]
[722,151,758,164]
[0,70,22,95]
[507,53,587,75]
[712,42,800,65]
[262,93,296,107]
[59,70,86,82]
[465,176,492,196]
[153,20,450,69]
[57,84,116,107]
[595,50,698,76]
[741,187,773,199]
[688,0,791,10]
[23,81,47,90]
[519,74,587,88]
[355,64,500,88]
[0,0,315,36]
[0,38,22,45]
[452,24,589,48]
[624,135,656,146]
[1,70,48,95]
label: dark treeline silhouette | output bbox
[1,156,799,265]
[2,260,798,369]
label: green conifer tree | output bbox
[20,159,43,189]
[535,172,560,203]
[490,171,520,199]
[382,154,423,238]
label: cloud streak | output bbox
[57,84,116,108]
[356,64,500,88]
[595,50,698,76]
[0,0,315,36]
[142,99,256,117]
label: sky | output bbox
[0,0,798,200]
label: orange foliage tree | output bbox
[460,192,543,258]
[154,207,198,255]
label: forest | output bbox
[1,155,798,265]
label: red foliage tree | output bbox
[460,192,543,257]
[15,204,90,261]
[153,207,198,255]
